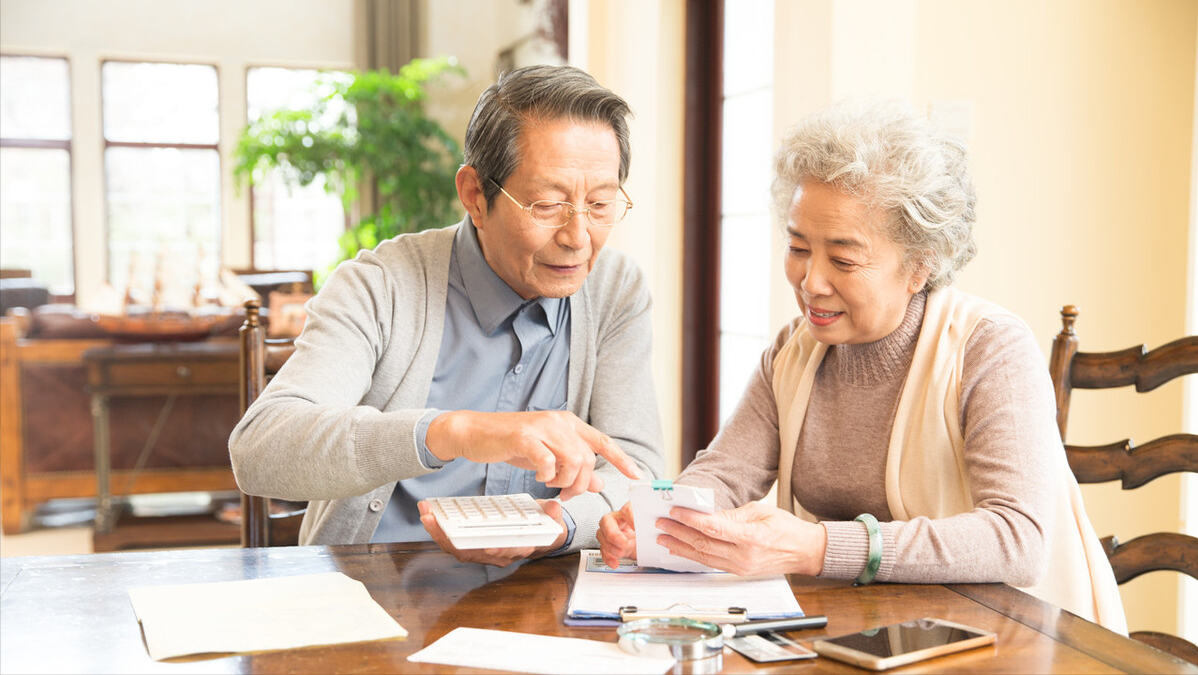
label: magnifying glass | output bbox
[617,615,829,661]
[617,617,724,661]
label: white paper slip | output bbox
[128,572,406,660]
[408,627,674,675]
[630,480,716,572]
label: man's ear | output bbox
[455,165,488,223]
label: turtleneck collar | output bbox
[826,291,928,386]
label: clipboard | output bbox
[618,604,748,622]
[565,551,804,626]
[630,480,717,572]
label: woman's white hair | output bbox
[771,99,977,291]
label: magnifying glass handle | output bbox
[726,614,828,637]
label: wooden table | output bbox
[1,543,1193,674]
[82,341,241,551]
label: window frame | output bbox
[242,64,351,272]
[0,53,77,298]
[98,57,224,289]
[681,1,724,466]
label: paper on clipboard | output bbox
[630,480,716,572]
[566,550,803,624]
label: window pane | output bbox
[246,67,347,271]
[719,213,771,336]
[719,0,776,425]
[252,170,343,270]
[105,147,220,302]
[0,148,73,293]
[719,333,769,424]
[247,67,350,125]
[0,56,71,141]
[721,88,774,216]
[102,62,218,144]
[723,0,774,97]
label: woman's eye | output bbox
[832,259,855,269]
[788,246,809,255]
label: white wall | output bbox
[0,0,358,307]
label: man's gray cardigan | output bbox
[228,220,664,549]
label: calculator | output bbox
[426,493,563,549]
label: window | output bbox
[245,67,347,272]
[102,61,220,306]
[0,55,74,295]
[718,1,775,422]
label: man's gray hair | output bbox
[464,65,632,205]
[771,100,977,290]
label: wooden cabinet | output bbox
[0,319,241,537]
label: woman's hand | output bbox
[597,501,637,569]
[656,501,827,576]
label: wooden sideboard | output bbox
[0,318,241,535]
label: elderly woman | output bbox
[598,101,1126,631]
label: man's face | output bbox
[466,118,622,300]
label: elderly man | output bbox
[230,65,663,567]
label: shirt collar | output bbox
[455,219,563,336]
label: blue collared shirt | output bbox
[371,221,575,545]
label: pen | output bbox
[723,615,828,637]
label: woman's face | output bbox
[784,180,929,345]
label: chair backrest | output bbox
[1048,304,1198,663]
[238,298,305,547]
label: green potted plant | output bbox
[233,57,465,283]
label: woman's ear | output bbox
[455,165,488,223]
[908,254,933,294]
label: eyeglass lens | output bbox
[529,200,629,228]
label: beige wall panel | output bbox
[914,0,1195,640]
[772,0,1196,640]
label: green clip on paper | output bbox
[651,479,674,491]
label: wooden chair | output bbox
[238,298,306,547]
[1048,304,1198,663]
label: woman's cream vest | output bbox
[771,287,1127,632]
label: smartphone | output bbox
[725,631,819,663]
[810,618,995,671]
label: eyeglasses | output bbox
[490,179,633,228]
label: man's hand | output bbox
[418,498,569,567]
[596,501,637,569]
[426,410,642,500]
[654,501,827,576]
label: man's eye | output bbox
[531,203,563,217]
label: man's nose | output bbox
[554,210,591,249]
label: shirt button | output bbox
[368,499,384,512]
[514,364,524,374]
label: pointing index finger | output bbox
[591,434,643,480]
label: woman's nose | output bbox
[800,259,831,296]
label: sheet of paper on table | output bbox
[407,627,675,675]
[128,572,406,660]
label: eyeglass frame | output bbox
[489,178,633,228]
